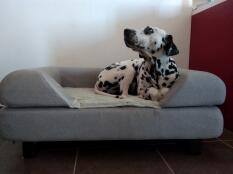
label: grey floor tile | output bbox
[76,146,172,174]
[0,141,76,174]
[24,148,76,174]
[0,141,25,174]
[219,129,233,140]
[0,138,5,147]
[158,141,233,174]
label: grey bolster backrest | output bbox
[0,67,101,108]
[161,69,226,107]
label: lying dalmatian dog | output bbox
[95,26,179,100]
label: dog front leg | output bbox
[147,87,160,101]
[158,87,169,100]
[118,78,131,99]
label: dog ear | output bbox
[163,35,179,56]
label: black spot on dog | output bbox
[162,83,167,87]
[105,66,112,70]
[175,73,179,79]
[114,76,117,80]
[165,77,169,80]
[161,69,164,73]
[119,65,127,70]
[168,64,177,72]
[145,88,148,93]
[142,67,144,70]
[103,81,119,90]
[156,84,160,89]
[157,59,161,68]
[146,77,151,83]
[144,26,154,35]
[151,50,155,54]
[98,81,103,88]
[149,66,155,79]
[145,94,151,100]
[165,70,170,76]
[157,48,160,51]
[156,71,162,76]
[147,95,152,100]
[99,75,102,78]
[139,54,144,58]
[118,76,124,82]
[103,81,110,87]
[132,64,139,71]
[116,95,119,98]
[154,41,157,45]
[162,37,165,43]
[141,74,145,80]
[169,58,176,63]
[105,63,119,70]
[147,47,150,50]
[170,81,175,85]
[165,70,176,76]
[167,85,172,88]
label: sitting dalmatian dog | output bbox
[124,26,180,100]
[95,26,179,100]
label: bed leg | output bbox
[177,139,202,155]
[22,142,38,158]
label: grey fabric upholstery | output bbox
[0,107,223,141]
[0,67,226,108]
[161,69,226,107]
[0,69,71,107]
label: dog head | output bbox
[124,26,179,59]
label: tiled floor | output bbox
[0,129,233,174]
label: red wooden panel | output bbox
[190,1,233,131]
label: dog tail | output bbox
[94,83,120,98]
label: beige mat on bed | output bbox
[62,69,188,109]
[63,88,160,109]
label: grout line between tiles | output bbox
[218,139,233,150]
[73,149,79,174]
[219,138,233,141]
[219,139,233,142]
[157,150,176,174]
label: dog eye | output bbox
[138,46,145,49]
[154,42,157,45]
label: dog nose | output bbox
[124,29,135,38]
[124,29,131,36]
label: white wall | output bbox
[0,0,192,80]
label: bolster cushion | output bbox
[161,69,226,107]
[0,69,71,107]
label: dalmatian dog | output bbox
[124,26,180,100]
[95,26,179,100]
